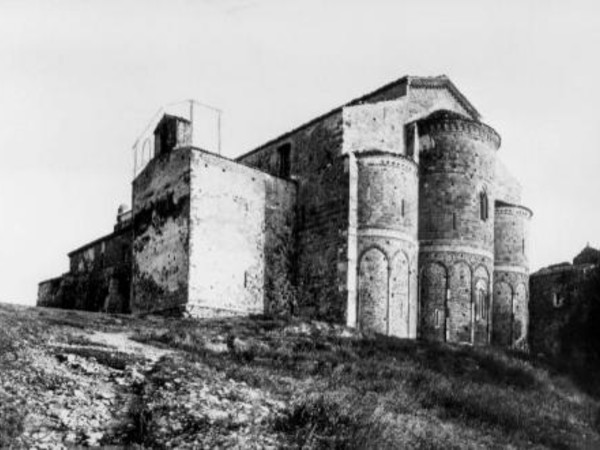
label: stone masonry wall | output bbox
[417,112,498,344]
[38,77,533,344]
[493,204,531,348]
[355,152,418,338]
[343,101,406,155]
[419,252,493,344]
[406,86,474,122]
[38,277,64,308]
[494,205,530,268]
[529,266,591,357]
[493,271,529,348]
[343,86,476,157]
[354,81,475,121]
[132,148,191,314]
[235,83,481,326]
[418,116,497,248]
[187,149,296,317]
[263,174,298,316]
[37,225,132,313]
[342,84,478,333]
[237,112,347,323]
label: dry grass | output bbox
[134,317,600,449]
[2,303,599,448]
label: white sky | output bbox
[1,0,599,305]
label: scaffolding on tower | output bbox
[131,100,222,178]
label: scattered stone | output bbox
[55,353,76,364]
[339,329,356,339]
[204,341,228,354]
[228,336,251,354]
[63,431,77,443]
[85,431,104,446]
[97,389,114,400]
[206,409,230,423]
[72,389,85,399]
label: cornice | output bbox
[494,201,533,218]
[419,116,501,150]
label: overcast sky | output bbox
[1,0,599,304]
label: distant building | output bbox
[38,75,531,347]
[37,206,132,313]
[529,245,600,358]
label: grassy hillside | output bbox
[1,303,599,448]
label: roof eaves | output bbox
[235,77,411,162]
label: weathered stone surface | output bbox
[188,150,296,317]
[132,147,191,314]
[238,111,347,323]
[529,248,600,359]
[494,204,531,268]
[353,153,419,338]
[37,75,531,350]
[492,203,531,348]
[417,111,498,344]
[38,210,132,314]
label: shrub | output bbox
[275,392,361,448]
[0,403,26,447]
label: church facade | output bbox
[38,75,531,347]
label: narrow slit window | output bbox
[480,191,489,221]
[401,199,405,217]
[435,309,445,329]
[483,291,488,320]
[278,143,292,178]
[553,292,564,308]
[476,289,487,320]
[405,123,416,157]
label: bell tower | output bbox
[153,114,192,156]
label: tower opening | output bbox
[480,191,489,221]
[278,143,291,178]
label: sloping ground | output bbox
[1,303,599,449]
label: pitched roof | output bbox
[236,75,480,161]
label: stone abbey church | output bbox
[38,75,531,348]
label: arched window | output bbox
[479,191,489,221]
